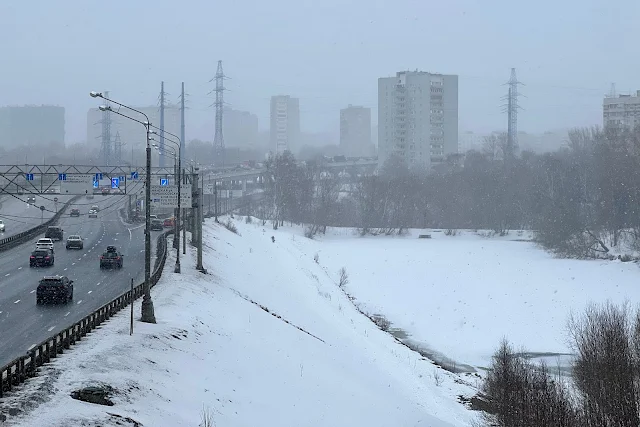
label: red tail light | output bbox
[30,256,35,259]
[116,256,120,260]
[100,256,104,259]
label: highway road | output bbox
[0,193,73,239]
[0,193,167,367]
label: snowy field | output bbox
[286,227,640,371]
[2,218,478,426]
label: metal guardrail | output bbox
[0,196,81,252]
[0,228,173,399]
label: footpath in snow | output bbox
[1,217,477,427]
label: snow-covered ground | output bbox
[291,227,640,371]
[2,218,478,426]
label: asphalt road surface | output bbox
[0,194,73,239]
[0,193,165,367]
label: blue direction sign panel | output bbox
[111,177,120,189]
[58,173,67,181]
[93,180,99,188]
[25,173,34,181]
[160,178,169,186]
[95,173,103,181]
[131,171,139,179]
[119,175,125,182]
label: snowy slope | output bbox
[2,219,476,427]
[280,227,640,370]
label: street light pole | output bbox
[143,127,156,322]
[91,91,156,324]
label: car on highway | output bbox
[91,205,99,212]
[88,208,98,218]
[150,219,164,231]
[100,246,124,269]
[101,188,110,195]
[45,226,64,241]
[163,217,175,227]
[70,208,80,217]
[29,248,54,267]
[27,195,36,204]
[65,235,84,250]
[35,238,55,252]
[36,275,73,304]
[0,219,5,232]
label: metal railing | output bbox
[0,228,172,399]
[0,196,81,252]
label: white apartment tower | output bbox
[603,91,640,129]
[270,95,300,155]
[378,71,458,169]
[340,105,372,158]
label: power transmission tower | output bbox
[180,82,186,161]
[212,60,227,167]
[501,68,524,159]
[114,131,124,164]
[100,90,112,166]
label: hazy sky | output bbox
[1,0,638,143]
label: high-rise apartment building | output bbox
[340,105,372,158]
[0,105,65,148]
[378,71,458,169]
[86,106,180,154]
[270,95,300,155]
[224,107,259,149]
[603,91,640,129]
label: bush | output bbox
[223,218,239,235]
[444,229,458,236]
[480,302,640,426]
[338,267,349,289]
[245,216,252,224]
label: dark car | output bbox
[101,188,110,195]
[70,208,80,217]
[27,195,36,204]
[36,275,73,304]
[30,248,54,267]
[150,219,164,231]
[44,226,63,241]
[100,246,124,269]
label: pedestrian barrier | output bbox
[0,196,81,253]
[0,229,172,399]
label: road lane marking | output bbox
[96,282,101,286]
[27,344,35,351]
[14,299,20,304]
[65,311,70,317]
[4,273,9,277]
[63,268,67,271]
[30,289,35,293]
[77,300,82,305]
[83,253,87,257]
[17,267,22,270]
[72,262,75,266]
[47,326,55,332]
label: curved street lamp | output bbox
[92,92,156,324]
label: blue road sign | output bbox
[25,173,34,181]
[119,175,125,182]
[93,180,99,188]
[131,171,139,179]
[95,173,103,181]
[160,178,169,186]
[58,173,67,181]
[111,177,120,189]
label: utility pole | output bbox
[100,90,112,166]
[195,167,204,271]
[212,60,226,167]
[159,81,166,168]
[182,168,186,255]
